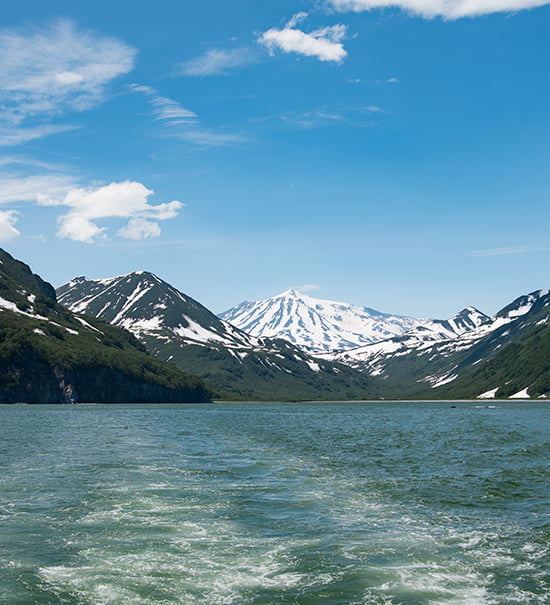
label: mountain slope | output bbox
[0,249,209,403]
[328,290,550,399]
[439,321,550,399]
[219,289,423,353]
[57,274,378,401]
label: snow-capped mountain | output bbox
[327,289,550,398]
[0,249,209,403]
[219,289,423,353]
[58,272,267,352]
[57,273,377,401]
[57,273,550,400]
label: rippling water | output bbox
[1,401,549,604]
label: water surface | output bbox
[1,401,548,604]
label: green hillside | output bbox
[0,249,209,403]
[438,322,550,399]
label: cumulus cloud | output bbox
[0,161,183,243]
[259,14,348,63]
[47,181,183,243]
[328,0,550,19]
[0,19,136,145]
[0,210,20,241]
[57,214,106,243]
[117,218,162,240]
[179,47,255,76]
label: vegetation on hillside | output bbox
[0,249,209,403]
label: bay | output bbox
[0,401,548,604]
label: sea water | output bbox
[0,401,548,604]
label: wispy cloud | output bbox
[293,284,322,292]
[0,174,76,205]
[470,246,550,257]
[130,85,197,123]
[179,47,256,76]
[130,84,246,147]
[281,109,346,128]
[0,19,136,146]
[376,77,399,84]
[328,0,550,19]
[259,13,348,63]
[278,104,384,129]
[0,124,77,147]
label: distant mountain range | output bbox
[56,272,550,401]
[219,289,422,353]
[57,274,377,401]
[324,290,550,399]
[1,245,546,403]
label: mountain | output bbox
[327,290,550,399]
[219,289,423,353]
[57,274,378,401]
[436,290,550,399]
[0,249,209,403]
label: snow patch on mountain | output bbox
[219,289,423,353]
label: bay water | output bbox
[1,401,548,604]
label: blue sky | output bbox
[0,0,549,318]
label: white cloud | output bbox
[0,174,76,205]
[259,14,348,63]
[130,85,197,123]
[470,245,549,257]
[0,171,182,243]
[0,19,136,145]
[57,215,106,243]
[0,210,20,241]
[41,181,182,243]
[293,284,321,292]
[328,0,550,19]
[130,84,245,146]
[179,47,255,76]
[117,218,162,240]
[281,109,345,128]
[279,104,383,129]
[174,128,248,146]
[0,124,77,147]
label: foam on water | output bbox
[1,402,549,604]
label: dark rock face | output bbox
[0,347,209,403]
[61,366,209,403]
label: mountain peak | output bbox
[220,290,422,353]
[279,288,302,299]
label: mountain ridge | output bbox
[326,289,550,399]
[57,273,378,401]
[56,268,550,401]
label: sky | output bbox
[0,0,549,319]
